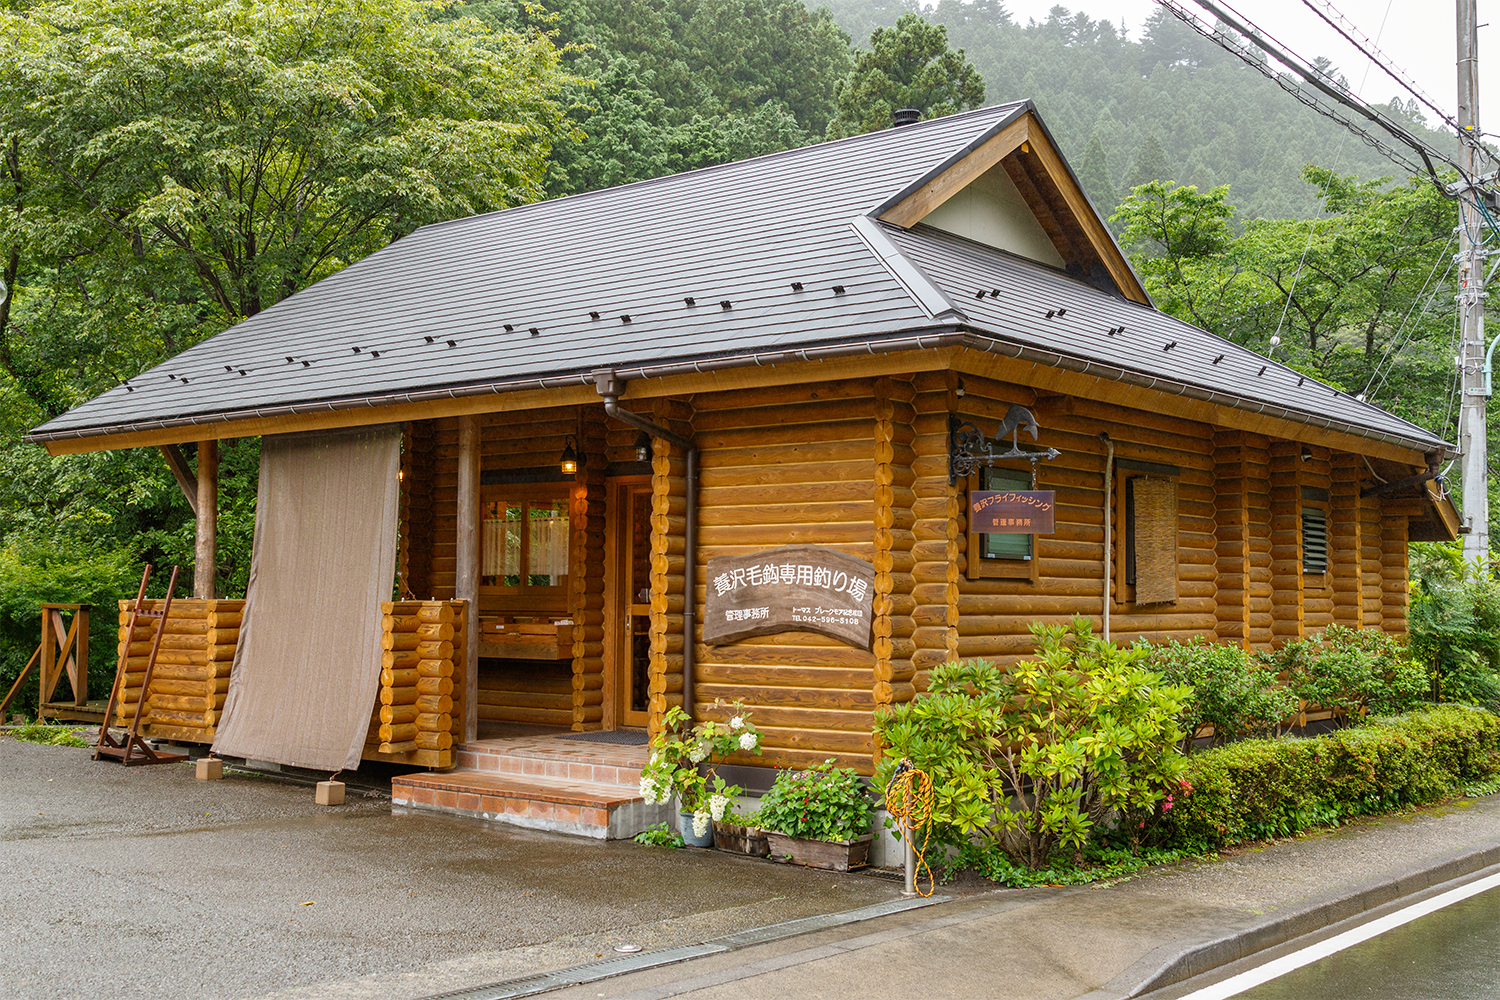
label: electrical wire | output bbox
[1361,234,1457,398]
[1300,0,1500,170]
[1364,251,1457,402]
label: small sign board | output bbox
[970,490,1055,534]
[703,544,875,649]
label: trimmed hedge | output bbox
[1156,705,1500,848]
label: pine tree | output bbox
[1126,133,1171,193]
[1076,132,1115,213]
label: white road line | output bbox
[1173,869,1500,1000]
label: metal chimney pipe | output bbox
[892,108,922,127]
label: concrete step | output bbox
[392,768,670,840]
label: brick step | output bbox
[454,741,648,789]
[392,768,670,840]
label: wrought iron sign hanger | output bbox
[949,404,1061,485]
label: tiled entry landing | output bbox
[390,733,670,839]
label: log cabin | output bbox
[27,101,1457,836]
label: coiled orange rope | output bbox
[885,759,934,897]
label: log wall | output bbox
[113,599,242,743]
[479,661,574,726]
[689,379,880,772]
[367,599,464,768]
[648,398,693,733]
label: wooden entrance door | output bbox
[605,478,652,729]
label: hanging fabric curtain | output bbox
[213,424,401,770]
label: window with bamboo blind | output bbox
[967,465,1040,582]
[1117,475,1178,606]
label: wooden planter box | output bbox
[764,832,873,872]
[713,821,770,857]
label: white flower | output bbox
[639,775,663,804]
[730,716,744,730]
[709,794,728,821]
[689,742,710,764]
[738,732,757,751]
[693,810,710,837]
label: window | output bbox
[967,465,1039,581]
[1301,486,1329,576]
[480,484,571,610]
[1117,474,1178,606]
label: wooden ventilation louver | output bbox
[1302,506,1329,575]
[1132,478,1178,605]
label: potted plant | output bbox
[638,701,762,847]
[712,807,770,857]
[756,758,875,871]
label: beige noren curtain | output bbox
[1133,477,1179,607]
[213,424,401,771]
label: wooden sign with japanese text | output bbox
[969,490,1055,534]
[703,544,875,649]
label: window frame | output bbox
[479,482,573,613]
[966,464,1041,583]
[1113,463,1180,608]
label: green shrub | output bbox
[1409,575,1500,709]
[1154,704,1500,849]
[8,722,89,747]
[874,616,1191,869]
[756,759,874,842]
[1137,637,1298,748]
[1267,623,1427,722]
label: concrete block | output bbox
[316,781,346,806]
[196,757,224,780]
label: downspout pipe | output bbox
[1100,433,1114,643]
[595,372,699,723]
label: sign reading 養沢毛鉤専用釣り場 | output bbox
[969,490,1055,534]
[703,544,875,650]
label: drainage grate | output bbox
[415,895,947,1000]
[420,944,728,1000]
[557,730,650,745]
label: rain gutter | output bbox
[24,328,1450,459]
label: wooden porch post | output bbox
[456,415,481,743]
[194,440,218,599]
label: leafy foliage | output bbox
[1155,705,1500,849]
[0,0,573,681]
[1408,550,1500,709]
[756,758,874,842]
[874,616,1191,868]
[1265,624,1428,723]
[1136,637,1298,749]
[639,700,762,834]
[632,822,684,848]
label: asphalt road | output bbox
[0,737,900,1000]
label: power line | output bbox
[1300,0,1496,170]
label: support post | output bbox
[456,415,481,743]
[1459,0,1489,560]
[195,440,218,599]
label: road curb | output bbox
[1076,835,1500,999]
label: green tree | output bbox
[827,13,985,138]
[0,0,575,705]
[1125,133,1171,192]
[1076,131,1115,215]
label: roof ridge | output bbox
[411,102,1030,238]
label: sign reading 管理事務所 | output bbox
[703,544,875,649]
[969,489,1055,534]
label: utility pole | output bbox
[1458,0,1489,561]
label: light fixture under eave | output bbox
[560,435,581,475]
[633,431,653,463]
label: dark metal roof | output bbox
[889,225,1448,452]
[27,100,1448,456]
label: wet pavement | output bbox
[0,737,901,1000]
[12,732,1500,1000]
